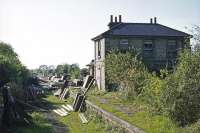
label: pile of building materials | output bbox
[53,104,73,116]
[73,75,95,112]
[53,75,95,124]
[59,88,69,100]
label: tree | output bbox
[0,41,30,95]
[69,64,80,79]
[39,65,48,76]
[55,64,64,76]
[80,68,89,78]
[162,50,200,126]
[47,65,55,76]
[187,25,200,51]
[63,64,70,74]
[105,50,148,98]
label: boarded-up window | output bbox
[167,40,177,49]
[167,40,177,58]
[143,40,153,57]
[97,41,101,58]
[119,39,129,53]
[120,39,129,45]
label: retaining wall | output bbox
[69,92,145,133]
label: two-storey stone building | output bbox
[92,15,191,91]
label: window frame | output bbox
[167,40,177,58]
[97,40,101,58]
[143,40,153,57]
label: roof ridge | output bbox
[122,22,156,25]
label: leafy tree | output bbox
[69,64,80,79]
[55,64,64,76]
[63,64,70,74]
[47,65,55,76]
[38,65,48,76]
[187,25,200,51]
[105,50,148,99]
[0,41,30,95]
[55,63,70,76]
[80,68,89,78]
[162,50,200,126]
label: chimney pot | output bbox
[150,18,153,24]
[119,15,122,23]
[154,17,157,24]
[110,15,113,23]
[115,16,117,23]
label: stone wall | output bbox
[85,100,146,133]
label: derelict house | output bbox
[92,15,191,91]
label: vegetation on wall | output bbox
[104,26,200,129]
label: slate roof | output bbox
[92,23,191,41]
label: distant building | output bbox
[92,15,192,91]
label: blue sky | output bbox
[0,0,199,69]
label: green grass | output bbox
[15,112,53,133]
[16,94,111,133]
[87,91,182,133]
[44,95,111,133]
[58,112,107,133]
[43,95,67,105]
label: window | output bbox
[167,40,177,49]
[97,41,101,58]
[143,40,153,57]
[119,39,129,53]
[120,39,129,45]
[167,40,177,58]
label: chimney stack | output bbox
[154,17,157,24]
[108,15,122,29]
[150,18,153,24]
[110,15,113,23]
[119,15,122,23]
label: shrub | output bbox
[105,50,148,99]
[162,50,200,126]
[139,72,166,111]
[105,49,200,126]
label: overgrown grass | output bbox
[15,112,53,133]
[44,95,111,133]
[88,90,182,133]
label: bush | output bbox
[162,50,200,126]
[105,49,200,126]
[139,72,166,111]
[105,50,148,99]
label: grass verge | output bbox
[87,90,182,133]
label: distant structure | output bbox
[92,15,192,91]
